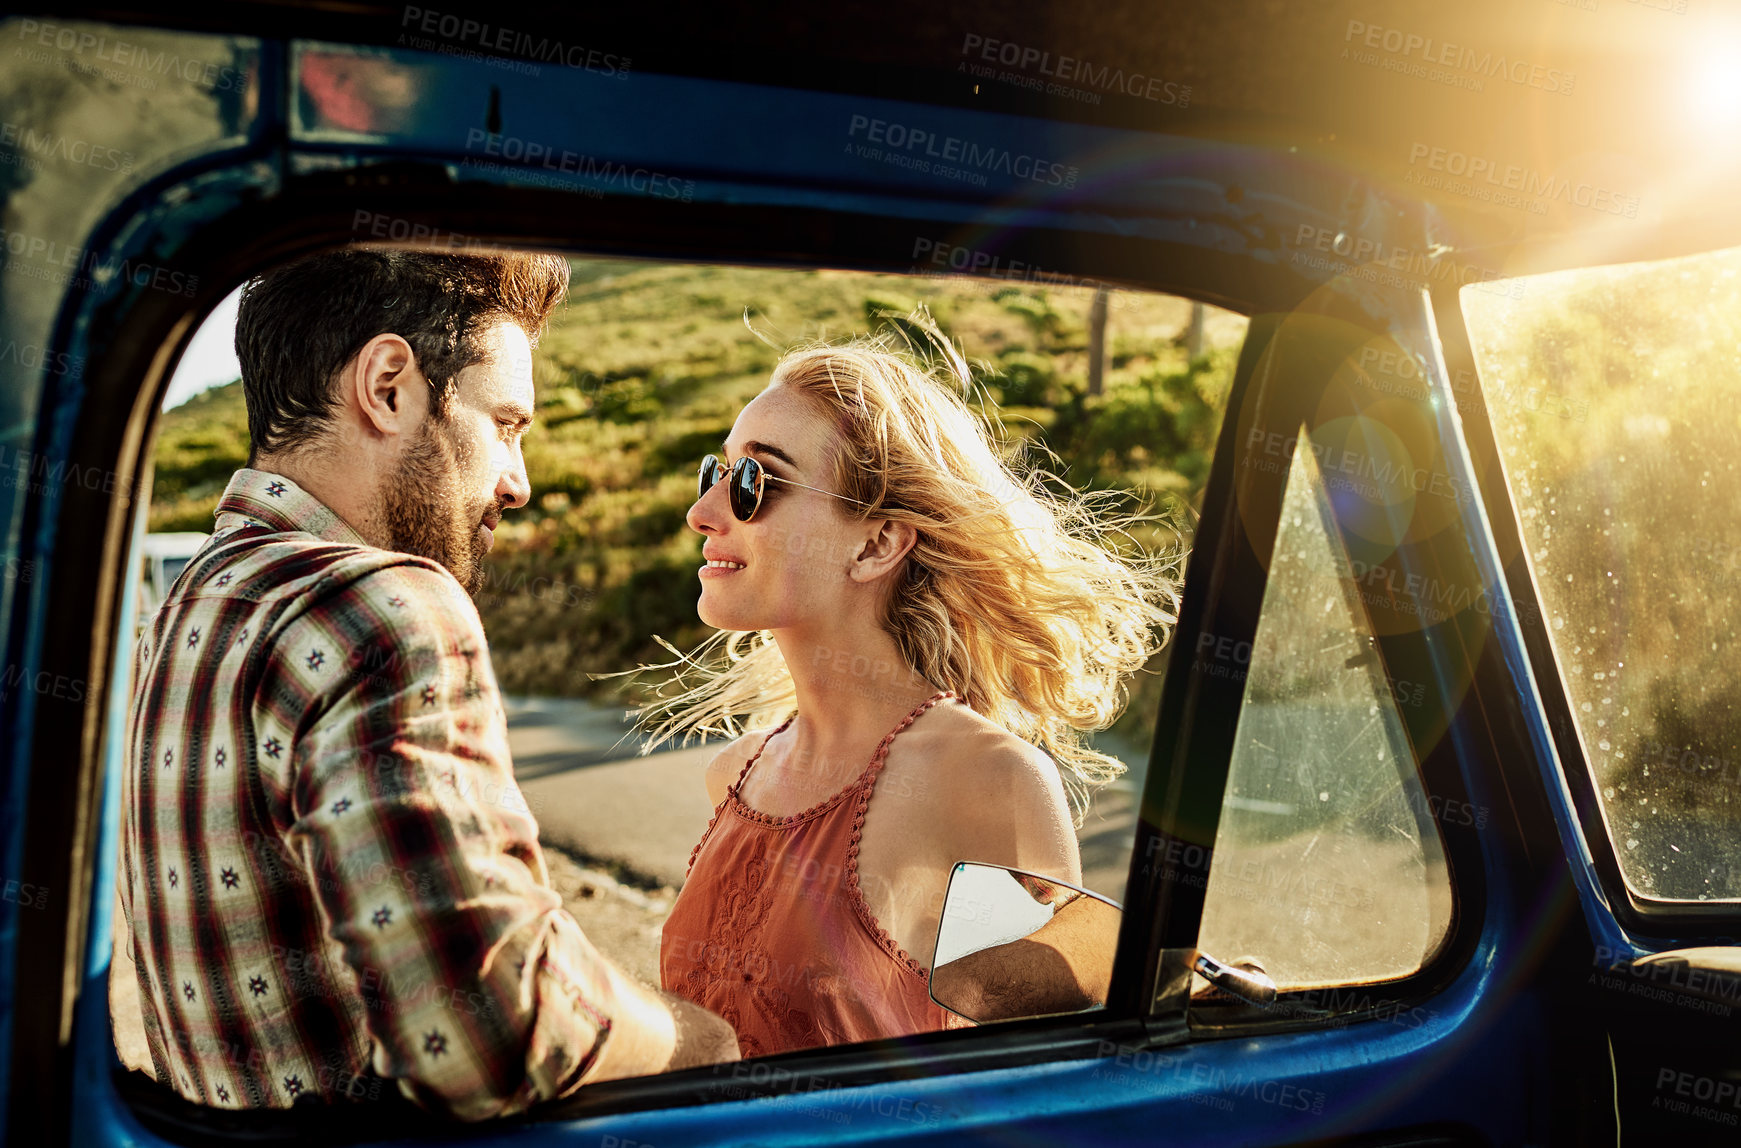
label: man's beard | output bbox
[383,419,495,596]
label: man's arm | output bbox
[581,967,741,1079]
[931,892,1120,1022]
[661,991,747,1070]
[262,561,734,1120]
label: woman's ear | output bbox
[849,519,919,584]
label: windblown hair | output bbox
[636,323,1182,823]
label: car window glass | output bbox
[0,17,258,698]
[1464,247,1741,902]
[1195,427,1454,990]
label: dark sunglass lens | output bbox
[730,457,762,521]
[699,455,723,499]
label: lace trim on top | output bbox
[726,715,861,828]
[682,692,964,978]
[840,691,961,980]
[682,715,799,878]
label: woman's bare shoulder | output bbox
[909,703,1079,877]
[920,703,1065,792]
[701,728,771,805]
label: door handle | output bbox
[1193,951,1278,1007]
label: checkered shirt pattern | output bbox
[113,468,619,1119]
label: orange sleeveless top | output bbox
[659,692,967,1057]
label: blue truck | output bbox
[1,3,1737,1144]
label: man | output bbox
[112,248,737,1121]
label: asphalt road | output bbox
[505,695,1146,902]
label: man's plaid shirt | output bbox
[113,468,621,1120]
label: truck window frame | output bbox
[24,180,1483,1143]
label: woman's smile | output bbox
[700,547,747,577]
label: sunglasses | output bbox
[698,454,867,522]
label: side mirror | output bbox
[928,862,1122,1023]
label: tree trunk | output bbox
[1087,287,1109,396]
[1186,301,1205,360]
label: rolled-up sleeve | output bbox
[259,560,621,1120]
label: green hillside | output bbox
[150,259,1244,740]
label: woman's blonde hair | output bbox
[633,322,1182,823]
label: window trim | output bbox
[27,164,1326,1141]
[113,1017,1158,1143]
[1120,301,1488,1042]
[1189,428,1457,1019]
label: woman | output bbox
[646,328,1178,1057]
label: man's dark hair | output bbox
[235,248,569,460]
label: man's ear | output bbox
[849,519,919,584]
[347,333,426,440]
